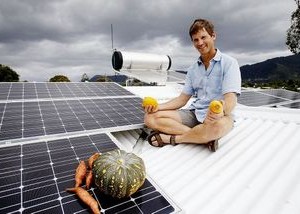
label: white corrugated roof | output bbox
[112,84,300,214]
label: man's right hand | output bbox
[144,105,159,113]
[204,108,224,124]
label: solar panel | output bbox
[238,91,288,107]
[0,133,176,214]
[0,82,134,101]
[258,89,300,101]
[0,97,144,143]
[238,89,300,108]
[281,101,300,109]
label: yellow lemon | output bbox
[142,97,158,108]
[209,100,223,114]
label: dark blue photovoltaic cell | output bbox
[0,133,175,214]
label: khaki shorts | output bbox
[178,109,201,128]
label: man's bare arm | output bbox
[222,92,238,116]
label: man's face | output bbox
[191,28,216,56]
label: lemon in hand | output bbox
[209,100,223,114]
[142,97,158,108]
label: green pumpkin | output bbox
[92,149,146,198]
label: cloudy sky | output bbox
[0,0,297,82]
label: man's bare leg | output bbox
[148,115,234,145]
[144,110,191,135]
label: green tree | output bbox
[96,76,111,82]
[0,64,19,82]
[81,73,89,82]
[286,0,300,54]
[49,75,71,82]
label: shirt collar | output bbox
[197,49,221,65]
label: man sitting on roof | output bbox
[144,18,241,152]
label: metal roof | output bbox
[112,84,300,214]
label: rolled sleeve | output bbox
[222,57,241,96]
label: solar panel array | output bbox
[238,89,300,108]
[0,82,177,214]
[0,133,175,214]
[0,83,144,144]
[261,88,300,100]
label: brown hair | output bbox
[189,19,215,39]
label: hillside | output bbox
[240,54,300,82]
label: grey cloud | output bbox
[0,0,297,81]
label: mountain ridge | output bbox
[240,54,300,81]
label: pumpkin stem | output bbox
[117,159,124,164]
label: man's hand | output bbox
[142,97,159,113]
[205,100,225,123]
[144,104,159,113]
[205,109,224,123]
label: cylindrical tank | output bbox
[112,51,171,71]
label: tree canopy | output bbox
[49,75,71,82]
[81,73,89,82]
[0,64,19,82]
[286,0,300,54]
[96,76,111,82]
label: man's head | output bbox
[189,19,215,39]
[189,19,216,57]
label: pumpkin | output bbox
[92,149,146,198]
